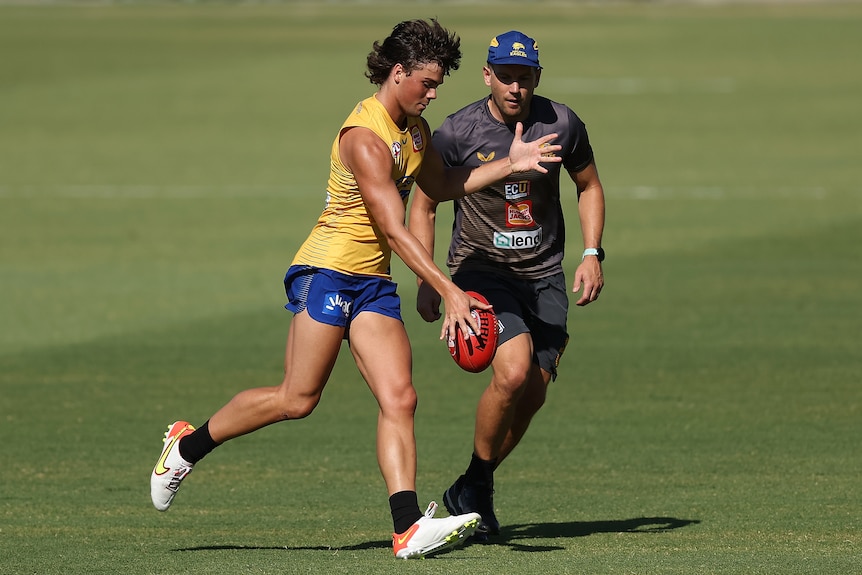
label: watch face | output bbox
[597,247,605,262]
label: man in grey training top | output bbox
[409,29,607,539]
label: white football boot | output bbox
[150,421,195,511]
[392,501,480,559]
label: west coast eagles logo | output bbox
[490,37,539,58]
[510,41,528,58]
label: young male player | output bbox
[150,20,562,559]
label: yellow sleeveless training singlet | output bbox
[291,95,428,279]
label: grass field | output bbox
[1,2,860,574]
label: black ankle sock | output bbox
[390,490,423,534]
[464,453,497,487]
[178,420,220,464]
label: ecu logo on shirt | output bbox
[504,181,530,200]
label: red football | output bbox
[448,291,499,373]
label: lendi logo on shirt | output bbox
[477,151,495,162]
[494,227,542,249]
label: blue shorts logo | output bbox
[323,292,352,318]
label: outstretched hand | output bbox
[508,122,563,174]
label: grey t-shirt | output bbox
[431,95,594,280]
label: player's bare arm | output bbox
[407,187,443,322]
[340,126,488,338]
[570,161,606,306]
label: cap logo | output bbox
[489,32,539,67]
[509,42,528,58]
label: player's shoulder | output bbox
[434,98,487,143]
[343,96,380,129]
[350,95,376,116]
[532,94,578,117]
[531,95,587,130]
[444,98,489,123]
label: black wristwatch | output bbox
[582,247,605,262]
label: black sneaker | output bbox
[443,475,500,537]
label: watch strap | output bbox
[582,247,605,262]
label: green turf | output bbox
[1,2,860,574]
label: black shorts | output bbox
[452,270,569,379]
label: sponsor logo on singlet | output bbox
[410,126,423,152]
[477,151,496,163]
[504,181,530,200]
[506,201,534,227]
[323,292,352,318]
[493,227,542,249]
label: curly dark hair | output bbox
[366,18,461,86]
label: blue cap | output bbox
[487,31,540,68]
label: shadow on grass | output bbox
[175,540,392,553]
[490,516,701,552]
[174,516,699,555]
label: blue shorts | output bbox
[284,266,402,334]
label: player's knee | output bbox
[491,362,532,397]
[278,392,322,420]
[378,384,418,418]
